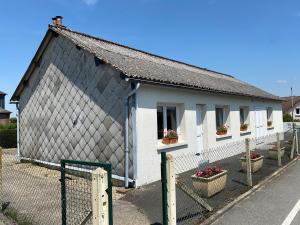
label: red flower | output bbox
[195,167,223,178]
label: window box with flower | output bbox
[162,129,178,145]
[216,125,228,136]
[267,121,273,128]
[240,152,264,173]
[191,167,227,198]
[240,123,248,132]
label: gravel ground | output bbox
[1,149,150,225]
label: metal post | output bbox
[291,130,296,159]
[166,154,176,225]
[92,168,108,225]
[296,128,299,155]
[107,165,113,225]
[161,152,168,225]
[61,160,67,225]
[277,133,282,167]
[245,138,252,186]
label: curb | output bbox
[200,156,299,225]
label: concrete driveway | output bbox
[212,160,300,225]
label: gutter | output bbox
[124,81,140,188]
[127,78,283,102]
[10,101,20,159]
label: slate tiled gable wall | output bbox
[19,35,134,178]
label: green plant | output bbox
[0,123,17,130]
[164,129,178,139]
[240,123,248,130]
[217,126,228,133]
[0,129,17,148]
[283,113,293,122]
[10,117,17,123]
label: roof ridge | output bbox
[49,25,235,79]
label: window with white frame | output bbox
[157,105,178,139]
[240,106,250,131]
[296,108,300,116]
[215,105,230,130]
[267,107,273,127]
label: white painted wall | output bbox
[135,84,283,186]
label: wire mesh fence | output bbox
[0,148,114,225]
[172,129,299,225]
[62,162,93,225]
[0,148,61,225]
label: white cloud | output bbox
[82,0,98,6]
[276,80,287,84]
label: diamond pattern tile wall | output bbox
[19,36,134,178]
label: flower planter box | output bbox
[268,147,285,159]
[240,156,264,173]
[267,121,273,127]
[162,137,178,145]
[191,170,227,198]
[216,130,227,136]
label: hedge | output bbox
[0,129,17,148]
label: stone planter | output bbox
[191,170,227,198]
[241,156,264,173]
[268,147,285,159]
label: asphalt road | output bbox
[212,160,300,225]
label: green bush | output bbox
[283,113,300,122]
[0,123,17,130]
[283,113,293,122]
[0,129,17,148]
[10,117,17,124]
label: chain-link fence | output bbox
[0,148,115,225]
[61,160,112,225]
[171,129,299,225]
[1,148,61,225]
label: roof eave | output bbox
[126,77,283,102]
[10,28,55,102]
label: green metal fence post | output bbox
[161,152,168,225]
[107,164,113,225]
[61,160,67,225]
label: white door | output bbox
[196,105,204,153]
[255,106,265,143]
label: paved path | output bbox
[212,160,300,225]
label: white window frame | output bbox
[215,105,230,131]
[295,108,300,116]
[157,104,180,140]
[240,106,250,124]
[267,107,273,122]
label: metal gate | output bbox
[61,160,113,225]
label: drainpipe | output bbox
[11,101,20,159]
[124,82,140,188]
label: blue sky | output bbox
[1,0,300,115]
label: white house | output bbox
[11,17,283,187]
[282,96,300,120]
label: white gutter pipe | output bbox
[124,82,140,188]
[10,101,20,159]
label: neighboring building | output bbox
[282,96,300,120]
[11,17,283,186]
[0,91,11,125]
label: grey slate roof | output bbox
[12,24,282,101]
